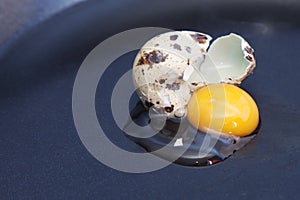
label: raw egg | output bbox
[130,30,259,166]
[187,84,259,137]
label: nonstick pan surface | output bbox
[1,1,299,199]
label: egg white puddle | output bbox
[124,101,260,167]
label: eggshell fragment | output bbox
[197,33,256,85]
[133,31,212,117]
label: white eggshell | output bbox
[133,31,212,117]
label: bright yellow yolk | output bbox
[187,84,259,137]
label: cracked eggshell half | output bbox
[132,31,212,117]
[188,33,256,85]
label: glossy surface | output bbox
[187,84,259,136]
[0,0,84,51]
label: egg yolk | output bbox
[187,84,259,137]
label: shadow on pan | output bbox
[0,0,299,199]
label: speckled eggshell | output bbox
[132,31,212,117]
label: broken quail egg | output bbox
[128,30,259,166]
[132,31,256,118]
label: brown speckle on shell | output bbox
[191,82,198,86]
[170,35,178,41]
[187,59,190,65]
[141,69,145,75]
[246,55,253,62]
[136,56,149,66]
[147,50,166,64]
[164,105,174,113]
[185,46,191,53]
[137,50,168,66]
[244,46,254,54]
[190,33,208,44]
[159,79,166,84]
[166,82,180,90]
[173,43,182,51]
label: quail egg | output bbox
[132,31,256,119]
[128,30,260,166]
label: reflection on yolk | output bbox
[187,84,259,137]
